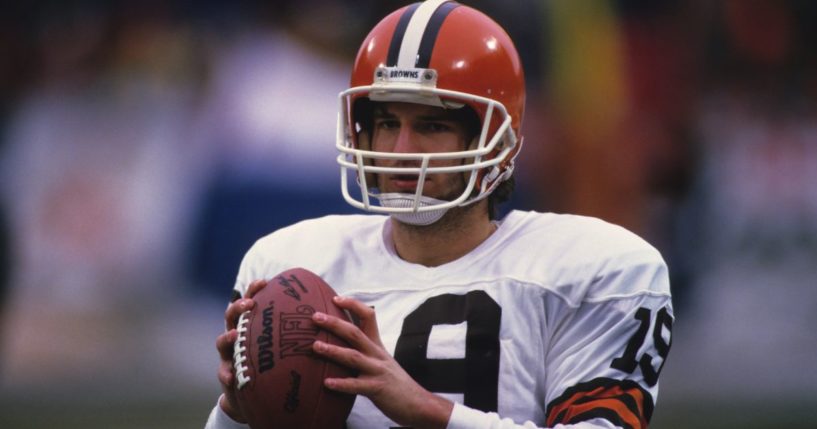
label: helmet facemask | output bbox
[336,66,520,224]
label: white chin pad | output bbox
[377,193,449,226]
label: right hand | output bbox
[215,279,269,422]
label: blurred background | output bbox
[0,0,815,427]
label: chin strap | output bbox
[377,193,450,225]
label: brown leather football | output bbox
[233,268,356,429]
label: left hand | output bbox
[312,296,454,429]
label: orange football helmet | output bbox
[337,0,525,224]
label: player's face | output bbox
[370,102,471,201]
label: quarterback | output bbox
[205,1,673,428]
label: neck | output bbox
[389,201,496,267]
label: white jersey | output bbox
[206,210,673,429]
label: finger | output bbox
[323,375,379,396]
[218,359,236,387]
[333,296,383,346]
[313,311,384,356]
[224,279,267,330]
[217,329,238,362]
[313,340,379,373]
[245,279,268,299]
[225,299,254,330]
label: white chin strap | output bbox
[376,193,450,226]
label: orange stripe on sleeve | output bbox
[546,378,653,429]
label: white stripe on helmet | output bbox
[397,0,451,68]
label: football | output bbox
[233,268,356,429]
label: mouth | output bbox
[388,174,428,191]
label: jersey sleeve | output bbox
[229,235,293,300]
[542,254,673,429]
[448,254,673,429]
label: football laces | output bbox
[233,310,251,390]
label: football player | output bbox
[206,1,673,428]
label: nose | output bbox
[392,125,419,154]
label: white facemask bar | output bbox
[336,85,518,215]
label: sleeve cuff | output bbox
[447,402,492,429]
[204,396,250,429]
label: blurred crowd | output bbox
[0,0,815,410]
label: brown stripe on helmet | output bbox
[386,2,421,66]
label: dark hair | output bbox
[488,175,514,220]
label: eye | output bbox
[375,119,400,130]
[419,121,452,133]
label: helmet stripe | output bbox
[394,0,456,69]
[415,1,459,68]
[386,2,420,67]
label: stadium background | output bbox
[1,1,816,427]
